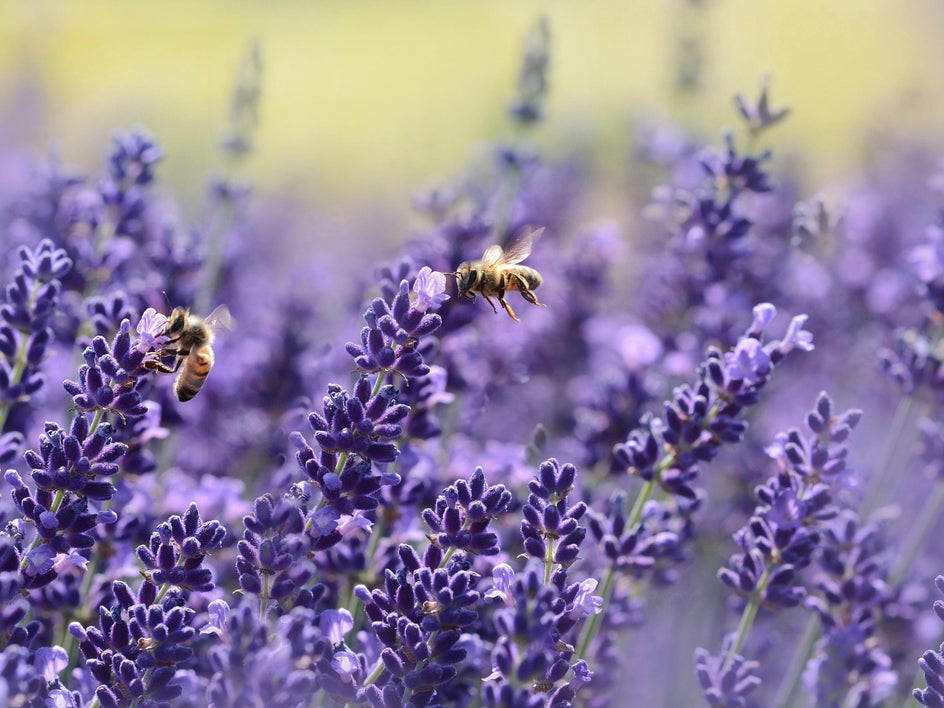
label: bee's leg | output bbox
[498,295,521,322]
[143,350,188,374]
[496,277,520,321]
[481,295,500,315]
[463,291,477,303]
[512,274,546,308]
[143,359,176,374]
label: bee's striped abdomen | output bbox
[174,347,214,402]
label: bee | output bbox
[145,305,233,401]
[454,226,546,322]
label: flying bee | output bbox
[453,226,546,322]
[145,305,233,402]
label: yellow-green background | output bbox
[1,1,942,219]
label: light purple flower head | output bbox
[25,545,56,577]
[320,608,354,645]
[338,510,373,537]
[46,688,78,708]
[725,338,772,385]
[778,314,814,354]
[200,599,231,638]
[424,365,456,406]
[311,506,340,536]
[35,646,68,683]
[135,307,168,353]
[52,550,89,575]
[331,649,359,684]
[569,660,594,690]
[569,578,604,619]
[751,303,777,332]
[484,563,516,607]
[411,266,450,312]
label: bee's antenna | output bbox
[161,291,172,309]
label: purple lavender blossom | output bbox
[702,392,862,703]
[0,240,72,433]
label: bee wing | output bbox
[203,304,235,333]
[499,226,545,265]
[481,244,505,266]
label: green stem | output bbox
[723,566,773,671]
[771,615,820,708]
[889,479,944,587]
[88,407,106,436]
[575,478,655,658]
[575,556,617,659]
[259,572,271,621]
[625,478,657,529]
[370,370,388,398]
[194,196,236,317]
[544,538,555,585]
[861,396,915,516]
[362,656,385,687]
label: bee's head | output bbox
[454,262,477,296]
[164,307,190,337]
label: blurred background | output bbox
[1,0,943,254]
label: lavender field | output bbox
[3,9,944,708]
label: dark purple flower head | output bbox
[482,563,596,705]
[70,579,194,707]
[587,492,681,575]
[520,459,587,566]
[346,277,443,384]
[357,546,481,704]
[236,494,313,602]
[422,468,512,556]
[22,416,127,499]
[615,305,813,502]
[64,314,167,422]
[290,378,408,534]
[0,240,73,410]
[719,392,859,611]
[136,503,226,592]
